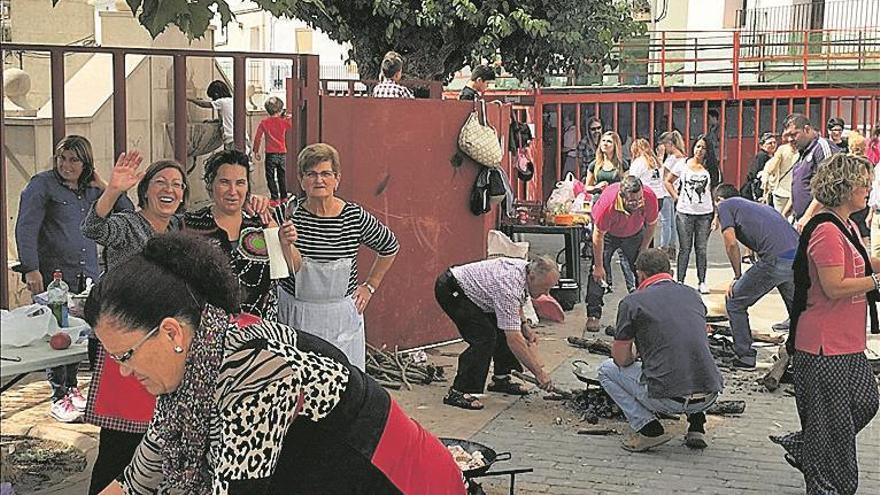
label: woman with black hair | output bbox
[87,232,466,495]
[665,135,715,294]
[15,135,134,423]
[827,116,849,153]
[184,148,299,319]
[189,79,236,149]
[82,152,273,494]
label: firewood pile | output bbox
[365,344,446,390]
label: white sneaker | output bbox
[67,387,87,412]
[698,283,710,294]
[50,397,83,423]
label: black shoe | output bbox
[723,357,756,370]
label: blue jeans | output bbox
[597,359,718,431]
[659,197,677,248]
[676,212,713,284]
[604,249,636,292]
[726,255,795,366]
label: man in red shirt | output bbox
[585,176,659,333]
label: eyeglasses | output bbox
[303,170,337,181]
[108,325,160,363]
[151,178,187,191]
[830,127,844,133]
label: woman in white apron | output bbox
[278,143,399,370]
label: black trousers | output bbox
[585,231,643,318]
[265,152,288,200]
[435,270,523,394]
[88,428,144,495]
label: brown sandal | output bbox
[443,389,484,410]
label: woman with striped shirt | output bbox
[279,143,399,370]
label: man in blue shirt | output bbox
[14,135,133,422]
[598,248,723,452]
[714,184,798,368]
[784,113,839,232]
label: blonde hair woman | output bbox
[629,138,671,252]
[762,141,798,218]
[584,131,624,193]
[657,131,687,257]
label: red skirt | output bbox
[371,399,466,495]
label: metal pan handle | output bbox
[494,452,512,462]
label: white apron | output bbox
[279,257,366,370]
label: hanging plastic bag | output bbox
[546,172,577,213]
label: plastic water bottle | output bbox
[47,270,69,328]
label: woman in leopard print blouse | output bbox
[85,232,465,495]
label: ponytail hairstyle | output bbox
[84,231,240,334]
[658,130,686,156]
[631,138,660,170]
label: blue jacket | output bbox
[14,170,134,287]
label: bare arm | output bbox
[98,482,124,495]
[187,97,213,109]
[611,339,636,367]
[796,199,824,232]
[664,170,680,200]
[591,227,607,282]
[721,228,742,278]
[640,221,657,252]
[352,254,397,314]
[504,331,552,389]
[96,151,144,218]
[814,264,876,300]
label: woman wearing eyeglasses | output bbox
[184,149,298,320]
[81,153,189,495]
[278,143,399,371]
[87,232,464,495]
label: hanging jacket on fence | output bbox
[470,166,515,217]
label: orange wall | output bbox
[320,97,505,348]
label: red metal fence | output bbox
[534,87,880,198]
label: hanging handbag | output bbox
[458,98,503,168]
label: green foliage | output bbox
[87,0,643,84]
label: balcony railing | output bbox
[736,0,880,32]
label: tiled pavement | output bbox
[2,232,879,494]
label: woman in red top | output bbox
[772,154,879,495]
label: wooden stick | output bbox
[763,344,789,392]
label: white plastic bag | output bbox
[546,172,577,213]
[0,304,58,348]
[487,230,530,259]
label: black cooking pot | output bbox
[440,438,511,478]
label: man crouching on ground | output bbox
[436,256,559,410]
[598,248,724,451]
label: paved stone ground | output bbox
[472,231,880,494]
[2,230,878,494]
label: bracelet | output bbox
[871,273,880,292]
[362,282,376,295]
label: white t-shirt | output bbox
[629,156,668,199]
[211,97,234,144]
[674,162,714,215]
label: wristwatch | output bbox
[362,282,376,295]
